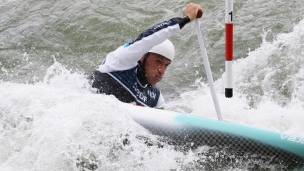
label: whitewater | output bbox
[1,0,304,170]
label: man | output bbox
[89,3,203,109]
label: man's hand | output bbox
[185,3,204,21]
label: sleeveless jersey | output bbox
[91,16,190,108]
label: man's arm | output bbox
[97,3,203,73]
[98,17,186,73]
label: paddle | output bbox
[194,19,223,121]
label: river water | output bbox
[1,0,304,170]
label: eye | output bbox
[155,59,163,66]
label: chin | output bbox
[148,80,157,86]
[146,78,155,86]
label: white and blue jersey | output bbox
[90,16,190,108]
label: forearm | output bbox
[129,16,191,46]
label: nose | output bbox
[158,65,166,74]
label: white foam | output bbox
[0,63,196,170]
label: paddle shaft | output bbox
[194,19,223,121]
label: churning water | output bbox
[1,0,304,170]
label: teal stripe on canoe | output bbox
[175,114,304,158]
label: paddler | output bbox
[89,3,203,109]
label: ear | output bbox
[139,55,145,62]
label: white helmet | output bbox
[149,39,175,61]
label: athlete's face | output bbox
[143,53,171,86]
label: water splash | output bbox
[232,18,304,108]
